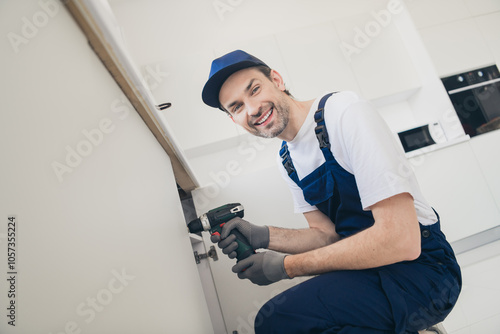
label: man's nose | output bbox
[246,99,261,117]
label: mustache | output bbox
[250,103,274,120]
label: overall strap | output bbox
[314,92,335,159]
[279,93,335,186]
[279,142,300,184]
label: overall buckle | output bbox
[314,108,325,123]
[279,145,296,176]
[315,125,330,149]
[283,158,296,176]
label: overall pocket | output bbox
[300,167,336,206]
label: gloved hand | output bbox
[232,251,290,286]
[211,217,269,259]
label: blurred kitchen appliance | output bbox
[441,65,500,137]
[398,122,447,153]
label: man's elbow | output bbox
[311,227,339,247]
[403,243,421,261]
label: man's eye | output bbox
[233,104,242,113]
[252,86,260,94]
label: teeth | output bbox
[256,109,272,125]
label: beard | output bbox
[247,96,290,139]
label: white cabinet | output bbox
[0,1,212,332]
[333,9,421,101]
[463,0,500,17]
[410,141,500,242]
[149,52,242,152]
[476,12,500,65]
[418,18,495,77]
[275,22,362,100]
[275,6,423,104]
[404,0,471,29]
[408,1,500,78]
[468,130,500,211]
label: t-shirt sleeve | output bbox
[326,94,414,210]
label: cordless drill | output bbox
[187,203,255,261]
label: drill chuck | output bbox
[187,218,203,234]
[187,203,253,261]
[187,213,211,234]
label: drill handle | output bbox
[230,228,255,261]
[211,224,255,261]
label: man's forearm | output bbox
[267,226,339,254]
[284,216,421,278]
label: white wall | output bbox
[0,1,211,333]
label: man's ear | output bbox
[270,69,286,92]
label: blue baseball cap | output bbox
[202,50,269,108]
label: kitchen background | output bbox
[108,0,500,332]
[1,0,499,333]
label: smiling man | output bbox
[202,50,461,334]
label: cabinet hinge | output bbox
[194,246,218,264]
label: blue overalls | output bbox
[254,94,462,334]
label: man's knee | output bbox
[254,290,289,333]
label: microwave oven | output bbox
[397,122,447,153]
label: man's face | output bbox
[218,68,290,139]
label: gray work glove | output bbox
[211,217,269,259]
[232,251,290,286]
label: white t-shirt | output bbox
[277,91,438,226]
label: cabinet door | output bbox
[410,142,500,242]
[275,21,362,100]
[468,130,500,212]
[333,8,421,101]
[418,19,494,77]
[0,1,212,332]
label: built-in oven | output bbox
[441,64,500,137]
